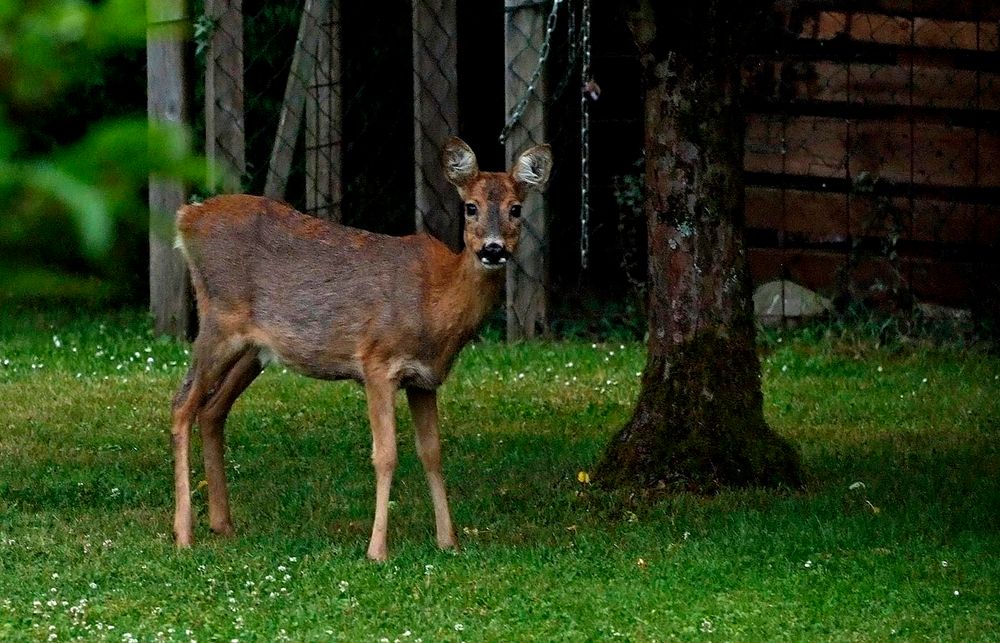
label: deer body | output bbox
[178,196,499,388]
[169,138,552,560]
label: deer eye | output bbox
[509,204,522,218]
[465,203,478,217]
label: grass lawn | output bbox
[1,306,998,641]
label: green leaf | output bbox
[22,163,113,258]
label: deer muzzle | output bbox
[477,240,509,269]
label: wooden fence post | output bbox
[306,0,343,220]
[412,0,460,250]
[504,0,549,340]
[147,0,193,339]
[205,0,245,192]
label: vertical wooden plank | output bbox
[147,0,193,339]
[412,0,460,250]
[504,0,548,340]
[306,0,343,220]
[265,0,332,200]
[205,0,245,192]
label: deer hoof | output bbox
[210,523,235,537]
[366,544,389,562]
[437,535,459,551]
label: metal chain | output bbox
[499,0,564,144]
[579,0,592,270]
[499,0,593,272]
[550,0,578,100]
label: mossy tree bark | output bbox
[596,0,801,490]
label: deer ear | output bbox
[512,144,553,191]
[442,137,479,188]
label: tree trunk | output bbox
[596,0,801,490]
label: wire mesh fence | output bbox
[205,0,417,234]
[744,4,1000,325]
[192,0,644,340]
[187,0,997,335]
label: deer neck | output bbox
[426,244,505,339]
[457,247,505,327]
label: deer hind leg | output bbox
[170,324,248,547]
[363,373,398,562]
[406,387,458,551]
[197,349,262,537]
[171,363,207,547]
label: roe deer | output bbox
[170,137,552,560]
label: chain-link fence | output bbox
[744,4,1000,326]
[192,0,644,341]
[188,1,995,336]
[197,0,418,237]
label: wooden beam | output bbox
[205,0,245,192]
[412,0,461,250]
[265,0,332,200]
[504,0,549,340]
[306,0,342,220]
[147,0,193,339]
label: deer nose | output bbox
[478,241,508,266]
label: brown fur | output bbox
[169,138,552,560]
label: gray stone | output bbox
[754,280,832,324]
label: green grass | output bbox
[1,307,998,641]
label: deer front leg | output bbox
[406,387,458,551]
[364,375,398,562]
